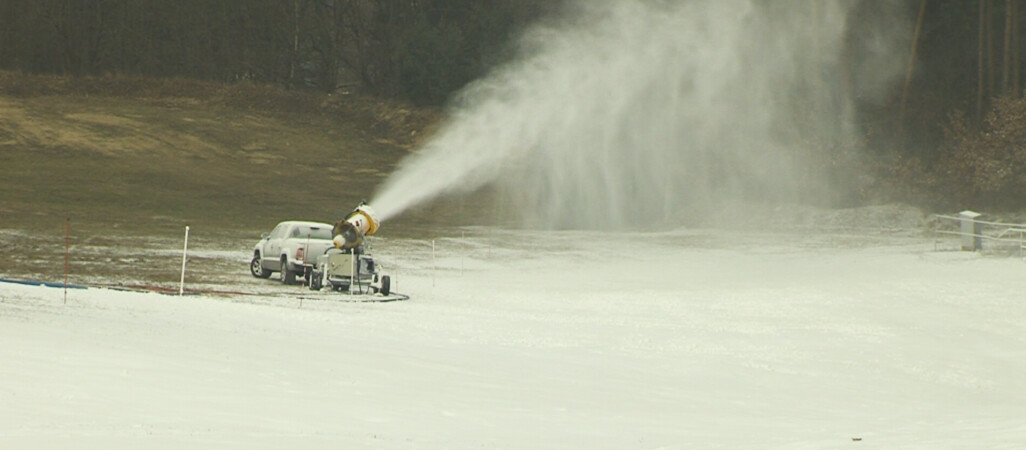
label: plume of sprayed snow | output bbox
[372,0,909,229]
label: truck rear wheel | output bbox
[280,258,296,285]
[380,275,391,296]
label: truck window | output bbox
[292,226,332,240]
[269,224,285,239]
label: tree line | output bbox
[0,0,553,104]
[0,0,1022,119]
[878,0,1026,210]
[5,0,1026,209]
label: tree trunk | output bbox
[980,0,987,120]
[900,0,928,139]
[989,0,997,95]
[1014,0,1020,94]
[1005,0,1014,93]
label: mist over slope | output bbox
[372,0,911,229]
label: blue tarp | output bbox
[0,277,88,289]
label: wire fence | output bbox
[932,214,1026,257]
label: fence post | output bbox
[64,218,70,304]
[959,210,982,251]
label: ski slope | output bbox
[2,226,1025,448]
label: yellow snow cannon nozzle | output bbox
[332,203,380,250]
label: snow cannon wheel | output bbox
[380,275,390,296]
[308,269,322,290]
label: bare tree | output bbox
[980,0,988,119]
[1004,0,1013,93]
[900,0,928,137]
[1013,0,1020,94]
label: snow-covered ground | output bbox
[2,225,1025,448]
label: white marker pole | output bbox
[432,240,436,288]
[179,226,190,296]
[64,219,70,305]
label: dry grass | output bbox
[0,71,441,148]
[0,72,449,241]
[0,73,516,284]
[0,72,452,283]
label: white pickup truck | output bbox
[250,221,336,284]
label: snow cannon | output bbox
[332,203,380,250]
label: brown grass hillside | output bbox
[0,72,442,238]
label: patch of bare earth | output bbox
[0,73,458,284]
